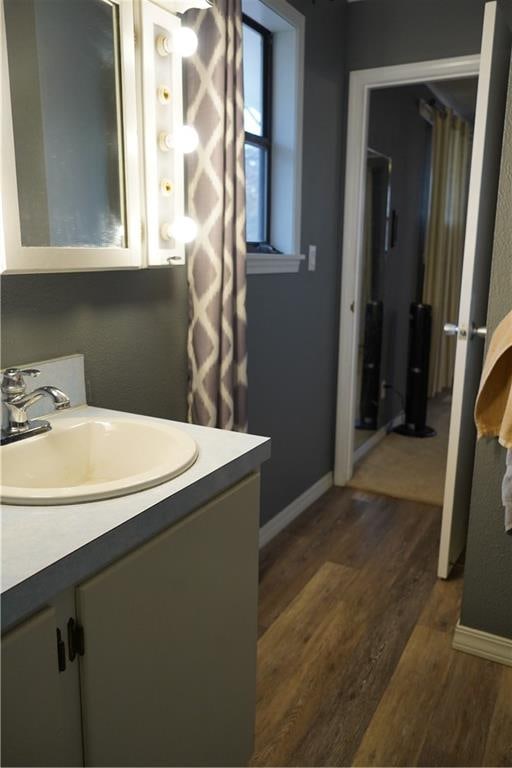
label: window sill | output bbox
[246,253,305,275]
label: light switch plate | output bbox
[308,245,317,271]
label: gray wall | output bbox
[365,85,431,427]
[247,0,346,525]
[461,64,512,640]
[347,0,486,71]
[1,270,188,422]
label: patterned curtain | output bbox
[423,109,472,398]
[184,0,248,431]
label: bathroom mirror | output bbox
[354,149,392,453]
[4,0,126,249]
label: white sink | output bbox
[1,414,199,505]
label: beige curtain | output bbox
[185,0,248,431]
[423,109,472,398]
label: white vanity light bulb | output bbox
[172,216,198,243]
[158,127,198,154]
[177,125,199,154]
[175,27,198,57]
[161,216,198,244]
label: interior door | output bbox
[438,0,512,578]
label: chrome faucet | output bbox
[1,368,71,445]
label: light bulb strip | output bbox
[145,4,201,264]
[160,217,198,244]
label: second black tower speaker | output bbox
[394,302,436,438]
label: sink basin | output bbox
[1,414,199,505]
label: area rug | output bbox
[348,396,451,506]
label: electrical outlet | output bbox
[380,380,387,400]
[308,244,317,271]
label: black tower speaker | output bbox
[394,302,436,438]
[357,300,383,432]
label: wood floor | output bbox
[252,487,512,767]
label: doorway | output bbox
[334,54,482,576]
[350,78,477,507]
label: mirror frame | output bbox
[0,0,142,273]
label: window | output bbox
[242,16,272,248]
[242,0,305,274]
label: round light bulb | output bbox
[177,125,199,154]
[175,27,198,57]
[171,216,198,243]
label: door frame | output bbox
[334,54,481,487]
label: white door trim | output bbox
[334,54,481,487]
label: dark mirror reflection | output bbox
[354,149,392,451]
[4,0,125,248]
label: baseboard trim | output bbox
[259,472,333,549]
[453,622,512,667]
[353,410,404,464]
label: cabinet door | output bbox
[77,473,260,767]
[1,604,83,767]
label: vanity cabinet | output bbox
[1,473,260,767]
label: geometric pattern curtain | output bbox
[423,109,472,398]
[184,0,248,431]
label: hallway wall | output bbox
[247,0,346,525]
[347,0,486,71]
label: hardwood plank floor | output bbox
[252,487,512,767]
[483,667,512,766]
